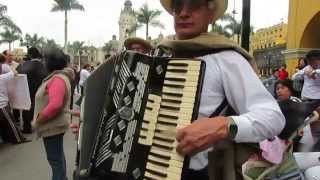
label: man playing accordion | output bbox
[76,0,285,180]
[156,0,285,179]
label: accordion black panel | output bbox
[79,51,206,180]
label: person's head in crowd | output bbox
[161,0,226,40]
[297,57,307,70]
[90,66,95,72]
[83,64,91,71]
[2,50,13,64]
[305,50,320,70]
[275,79,296,101]
[65,54,71,66]
[0,54,6,64]
[279,64,286,71]
[104,54,111,60]
[27,47,42,59]
[124,37,152,54]
[44,49,67,73]
[272,69,279,77]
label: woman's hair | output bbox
[27,47,42,59]
[0,54,5,63]
[274,79,296,98]
[44,49,67,73]
[306,50,320,62]
[83,64,91,69]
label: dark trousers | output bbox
[0,105,25,143]
[22,101,34,133]
[43,133,67,180]
[181,167,209,180]
[12,109,20,124]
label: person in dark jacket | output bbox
[17,47,47,134]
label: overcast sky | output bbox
[1,0,289,49]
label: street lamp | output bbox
[241,0,251,51]
[20,38,29,49]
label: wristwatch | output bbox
[227,117,238,140]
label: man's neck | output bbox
[176,32,207,40]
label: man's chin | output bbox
[176,30,198,40]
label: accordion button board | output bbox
[83,51,206,180]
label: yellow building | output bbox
[250,23,287,53]
[11,48,26,62]
[284,0,320,76]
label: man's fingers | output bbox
[176,128,186,142]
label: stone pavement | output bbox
[0,130,78,180]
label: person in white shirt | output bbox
[157,0,285,179]
[0,54,28,144]
[3,50,19,73]
[292,50,320,102]
[79,64,91,95]
[293,50,320,150]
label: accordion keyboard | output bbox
[143,60,202,180]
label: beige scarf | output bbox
[158,32,258,72]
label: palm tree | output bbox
[102,42,112,54]
[51,0,84,49]
[0,4,21,33]
[68,40,85,67]
[68,40,85,55]
[0,27,21,51]
[136,4,164,39]
[225,21,242,43]
[211,24,232,38]
[42,39,61,52]
[22,33,45,48]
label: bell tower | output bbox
[119,0,137,50]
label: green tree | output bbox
[225,21,242,43]
[42,39,61,50]
[0,4,21,32]
[211,24,232,38]
[0,27,21,51]
[212,13,254,44]
[51,0,84,48]
[22,33,45,48]
[102,42,112,54]
[136,4,164,39]
[68,40,85,55]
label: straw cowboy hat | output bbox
[124,37,153,50]
[160,0,228,22]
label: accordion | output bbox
[78,51,206,180]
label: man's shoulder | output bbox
[204,50,247,62]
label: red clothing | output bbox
[41,77,66,120]
[278,70,288,80]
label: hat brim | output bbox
[160,0,228,22]
[124,37,152,50]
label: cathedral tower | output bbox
[119,0,137,50]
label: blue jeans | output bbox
[43,133,67,180]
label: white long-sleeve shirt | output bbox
[79,69,90,86]
[0,64,14,108]
[190,51,285,170]
[292,65,320,100]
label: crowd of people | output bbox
[0,47,98,180]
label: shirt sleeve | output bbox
[0,65,14,80]
[292,67,306,80]
[41,76,66,120]
[214,51,285,143]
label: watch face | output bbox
[229,121,238,140]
